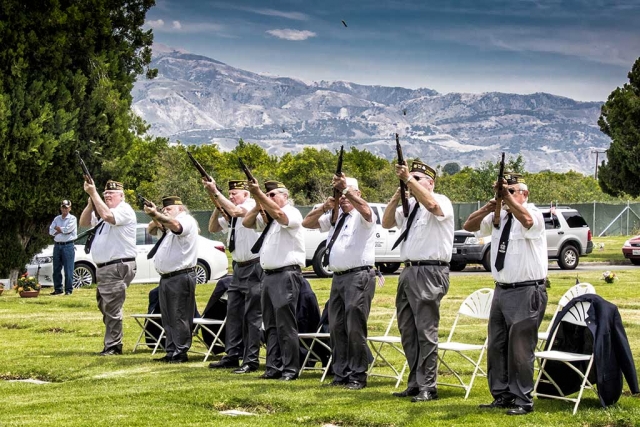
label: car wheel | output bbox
[449,261,466,272]
[377,262,401,274]
[311,242,333,278]
[630,259,640,266]
[195,260,210,284]
[482,247,492,272]
[557,245,579,270]
[73,262,95,288]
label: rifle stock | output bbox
[331,145,344,225]
[186,151,231,222]
[493,152,506,228]
[238,157,269,224]
[395,134,410,217]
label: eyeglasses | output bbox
[508,188,524,195]
[103,191,122,196]
[266,191,279,198]
[412,175,423,181]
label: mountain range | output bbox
[131,45,610,174]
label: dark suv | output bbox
[451,206,594,271]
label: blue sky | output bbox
[145,0,640,101]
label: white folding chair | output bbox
[437,287,494,398]
[534,301,597,415]
[192,317,226,362]
[131,313,165,355]
[298,325,332,382]
[367,311,407,388]
[538,283,596,347]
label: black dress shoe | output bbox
[479,396,516,409]
[259,371,282,380]
[154,354,172,362]
[208,359,239,369]
[169,353,189,363]
[345,381,366,390]
[411,390,438,402]
[392,387,420,398]
[279,375,298,381]
[50,291,63,296]
[233,365,258,374]
[506,406,533,416]
[99,346,123,356]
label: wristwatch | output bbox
[342,187,349,196]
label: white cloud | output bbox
[172,21,182,30]
[146,19,165,29]
[147,20,224,34]
[244,8,308,21]
[266,29,317,41]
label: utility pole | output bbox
[592,150,606,180]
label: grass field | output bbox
[1,268,639,426]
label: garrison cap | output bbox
[162,196,183,207]
[104,180,124,191]
[264,180,286,193]
[504,172,525,185]
[228,180,248,191]
[410,160,436,180]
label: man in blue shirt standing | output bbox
[49,199,78,295]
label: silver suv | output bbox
[451,206,594,271]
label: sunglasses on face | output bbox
[508,188,524,195]
[266,192,279,198]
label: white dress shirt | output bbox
[90,201,137,264]
[257,204,305,270]
[218,198,260,262]
[475,203,548,283]
[394,194,455,262]
[49,214,78,242]
[154,212,199,275]
[318,208,376,272]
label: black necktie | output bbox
[391,203,420,250]
[147,230,167,259]
[228,217,238,253]
[250,218,273,254]
[494,213,513,271]
[323,213,348,267]
[84,220,104,254]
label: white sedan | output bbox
[26,224,228,288]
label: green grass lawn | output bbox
[1,270,639,426]
[587,235,630,264]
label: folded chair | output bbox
[131,313,165,355]
[299,324,332,382]
[367,311,407,388]
[192,317,227,362]
[538,282,596,347]
[533,301,597,414]
[437,287,494,398]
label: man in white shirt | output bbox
[80,180,137,356]
[302,175,377,390]
[204,180,263,373]
[243,180,305,381]
[382,160,454,403]
[464,173,548,416]
[49,199,78,295]
[145,196,198,364]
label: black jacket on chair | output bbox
[538,294,639,407]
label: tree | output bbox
[442,162,461,176]
[597,57,640,197]
[0,1,156,280]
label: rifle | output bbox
[331,145,344,225]
[137,193,153,209]
[238,156,269,224]
[186,151,232,222]
[395,134,410,217]
[493,152,506,228]
[75,150,101,220]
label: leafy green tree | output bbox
[0,0,156,280]
[598,57,640,197]
[442,162,461,176]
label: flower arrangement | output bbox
[14,273,41,293]
[602,271,618,284]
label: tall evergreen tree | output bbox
[0,0,156,279]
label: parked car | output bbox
[622,236,640,265]
[26,224,228,288]
[304,203,401,277]
[451,206,594,271]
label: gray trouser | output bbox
[223,261,264,367]
[396,264,449,391]
[329,268,376,383]
[159,270,197,356]
[96,261,136,350]
[261,269,303,377]
[487,284,548,407]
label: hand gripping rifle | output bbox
[238,157,269,224]
[331,145,344,225]
[395,134,410,217]
[493,152,506,228]
[137,193,153,209]
[75,150,103,253]
[186,151,232,222]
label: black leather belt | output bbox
[333,266,372,276]
[496,280,546,289]
[54,241,74,246]
[96,258,136,268]
[236,258,261,267]
[160,267,196,279]
[404,260,449,267]
[264,265,301,275]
